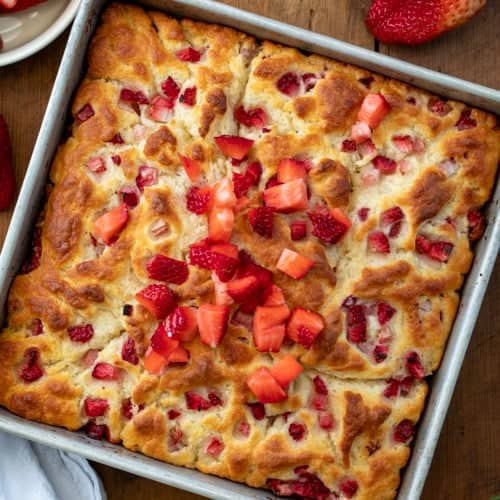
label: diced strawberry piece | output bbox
[247,367,287,404]
[205,437,224,458]
[367,231,390,253]
[269,355,303,388]
[209,207,234,243]
[253,323,286,353]
[161,76,180,101]
[178,154,201,182]
[236,250,272,286]
[392,135,414,153]
[246,402,266,420]
[339,478,358,498]
[67,324,94,343]
[237,420,251,437]
[383,379,400,398]
[167,345,190,364]
[148,95,173,122]
[19,348,43,382]
[286,308,324,347]
[264,178,308,213]
[373,155,397,174]
[136,165,158,191]
[212,272,233,306]
[246,162,263,184]
[310,394,329,411]
[93,203,128,245]
[180,86,197,106]
[84,422,110,441]
[110,133,124,144]
[277,248,314,279]
[198,304,230,347]
[456,110,477,130]
[150,323,180,357]
[377,302,396,325]
[75,103,94,123]
[189,240,239,281]
[254,305,291,331]
[290,220,307,241]
[277,158,307,183]
[307,206,351,244]
[92,362,121,381]
[428,99,451,116]
[164,306,198,342]
[136,284,177,319]
[120,186,140,208]
[215,135,254,160]
[143,348,168,375]
[122,398,134,420]
[176,47,201,62]
[288,422,306,441]
[341,139,358,152]
[119,88,149,105]
[351,121,372,144]
[168,427,184,450]
[416,235,454,262]
[400,376,414,395]
[111,155,121,166]
[405,351,425,379]
[467,209,485,241]
[185,391,212,411]
[227,276,259,303]
[147,254,189,284]
[81,349,98,368]
[358,139,376,158]
[232,172,252,199]
[265,174,281,189]
[313,376,328,395]
[30,319,43,336]
[263,284,286,306]
[373,344,389,363]
[276,72,300,97]
[211,243,239,259]
[266,473,331,498]
[234,105,268,128]
[393,419,414,443]
[84,397,109,417]
[186,186,211,215]
[168,409,181,420]
[415,235,432,254]
[380,206,404,227]
[248,206,274,238]
[213,178,237,208]
[121,336,139,365]
[345,304,367,343]
[87,157,106,174]
[318,412,334,430]
[357,93,390,128]
[358,207,370,221]
[302,72,319,91]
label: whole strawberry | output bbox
[366,0,486,45]
[0,115,16,211]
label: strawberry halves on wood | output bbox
[0,115,16,211]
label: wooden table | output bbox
[0,1,499,498]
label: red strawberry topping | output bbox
[92,362,122,381]
[341,139,357,152]
[164,307,198,342]
[186,186,211,215]
[248,206,274,238]
[377,302,396,325]
[19,348,43,382]
[267,470,331,499]
[84,422,110,441]
[264,178,308,213]
[237,420,251,437]
[467,209,485,241]
[351,121,372,144]
[313,376,328,395]
[147,254,189,284]
[405,351,425,379]
[161,76,180,101]
[307,206,351,244]
[198,304,230,347]
[136,165,158,191]
[339,478,358,498]
[150,323,179,358]
[206,437,224,458]
[456,109,477,130]
[345,304,367,343]
[290,220,307,240]
[428,98,451,116]
[357,93,390,128]
[380,206,405,237]
[394,419,414,443]
[246,402,266,420]
[288,422,306,441]
[373,155,397,174]
[234,105,268,128]
[121,337,139,365]
[67,324,94,343]
[136,284,177,319]
[215,135,254,160]
[119,88,149,105]
[247,367,287,404]
[120,186,140,208]
[189,240,239,282]
[122,398,134,420]
[383,379,400,398]
[176,47,201,62]
[111,155,121,166]
[180,86,196,106]
[30,319,44,336]
[286,308,324,348]
[276,72,300,97]
[110,133,124,144]
[367,231,390,253]
[84,397,109,417]
[75,103,94,123]
[148,95,173,122]
[373,344,389,363]
[415,235,454,262]
[178,154,201,182]
[358,207,370,221]
[168,409,181,420]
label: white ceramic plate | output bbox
[0,0,79,66]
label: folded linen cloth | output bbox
[0,431,106,500]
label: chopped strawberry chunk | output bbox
[269,355,303,388]
[176,47,201,62]
[357,93,390,128]
[358,139,376,158]
[178,154,201,182]
[373,344,389,363]
[161,76,180,101]
[120,186,140,208]
[30,319,44,336]
[415,235,432,254]
[392,135,414,153]
[234,105,268,128]
[232,162,262,198]
[415,235,454,262]
[136,165,158,191]
[168,409,181,420]
[383,379,400,399]
[206,437,224,458]
[68,324,94,343]
[84,397,109,417]
[164,307,198,342]
[211,242,239,259]
[212,178,237,208]
[209,207,234,243]
[276,72,300,97]
[136,284,177,319]
[75,103,94,123]
[227,276,259,304]
[290,220,307,240]
[254,305,291,331]
[318,412,334,430]
[405,351,425,379]
[246,402,266,420]
[92,362,121,381]
[236,250,272,287]
[186,186,211,215]
[189,240,239,281]
[143,348,168,375]
[277,248,314,279]
[313,376,328,395]
[212,272,233,306]
[286,308,324,348]
[367,231,390,253]
[147,254,189,284]
[380,206,404,227]
[456,109,477,130]
[267,471,331,498]
[339,478,358,498]
[253,323,286,352]
[263,284,286,306]
[377,302,396,325]
[467,209,485,241]
[246,162,263,184]
[265,174,281,189]
[180,86,197,106]
[93,203,128,245]
[345,304,367,343]
[167,345,190,364]
[148,95,173,122]
[341,139,357,152]
[150,323,180,357]
[351,121,372,144]
[122,398,134,420]
[198,304,230,347]
[214,135,254,160]
[19,348,43,382]
[302,72,319,91]
[237,420,251,437]
[121,336,139,365]
[110,133,124,144]
[185,390,222,411]
[247,367,287,404]
[277,158,307,183]
[111,155,121,166]
[288,422,306,441]
[400,376,414,395]
[393,419,414,443]
[248,206,274,238]
[428,98,451,116]
[358,207,370,221]
[307,206,351,244]
[373,155,397,174]
[87,157,106,174]
[84,422,110,441]
[264,178,308,213]
[119,88,149,105]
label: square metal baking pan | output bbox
[0,0,498,498]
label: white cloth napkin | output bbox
[0,432,106,500]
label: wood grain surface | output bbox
[0,1,499,499]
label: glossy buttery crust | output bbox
[0,3,498,499]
